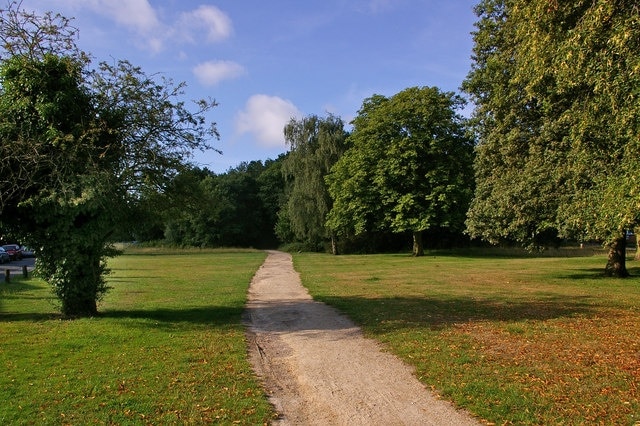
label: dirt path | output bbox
[244,251,481,425]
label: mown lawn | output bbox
[0,248,275,425]
[292,248,640,425]
[4,247,640,425]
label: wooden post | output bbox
[4,269,10,283]
[22,265,28,278]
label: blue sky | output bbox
[21,0,478,173]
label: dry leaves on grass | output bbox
[458,308,640,424]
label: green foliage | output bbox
[326,87,474,254]
[158,160,284,249]
[510,0,640,244]
[90,59,219,191]
[0,53,119,316]
[161,168,226,247]
[462,0,561,249]
[257,156,288,239]
[26,185,120,316]
[214,162,276,247]
[274,208,295,245]
[464,0,640,270]
[280,114,349,249]
[0,3,219,315]
[0,54,97,207]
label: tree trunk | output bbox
[605,236,629,278]
[43,242,108,318]
[634,227,640,261]
[60,256,101,317]
[330,234,338,255]
[412,231,424,257]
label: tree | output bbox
[525,0,640,277]
[161,168,226,247]
[213,161,278,248]
[463,0,640,277]
[280,114,348,252]
[159,161,284,249]
[0,3,218,315]
[0,53,118,315]
[326,87,475,256]
[0,2,90,211]
[462,0,564,250]
[255,157,287,247]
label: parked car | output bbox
[20,246,35,258]
[2,244,22,261]
[0,247,9,263]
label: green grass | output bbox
[0,248,275,425]
[4,246,640,425]
[291,249,640,425]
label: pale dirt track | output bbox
[244,250,481,425]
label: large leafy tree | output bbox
[0,3,90,209]
[326,86,474,256]
[0,53,118,316]
[280,114,348,252]
[464,0,640,277]
[462,0,564,249]
[0,3,218,315]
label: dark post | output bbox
[22,265,28,278]
[5,269,10,283]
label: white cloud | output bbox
[235,95,303,148]
[62,1,233,53]
[193,60,246,86]
[175,5,233,44]
[97,0,159,33]
[75,0,162,51]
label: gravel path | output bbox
[244,250,481,425]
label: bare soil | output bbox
[244,251,481,425]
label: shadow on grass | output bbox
[241,293,598,334]
[0,280,42,292]
[0,295,599,333]
[425,247,608,259]
[107,276,165,283]
[0,288,605,333]
[557,266,640,280]
[0,305,244,326]
[0,281,60,322]
[312,294,597,334]
[558,268,612,280]
[0,312,63,322]
[100,306,245,328]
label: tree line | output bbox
[126,87,474,259]
[0,1,638,316]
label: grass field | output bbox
[0,248,275,425]
[291,248,640,425]
[3,247,640,425]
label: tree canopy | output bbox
[279,114,348,252]
[326,86,474,256]
[0,2,219,315]
[463,0,640,276]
